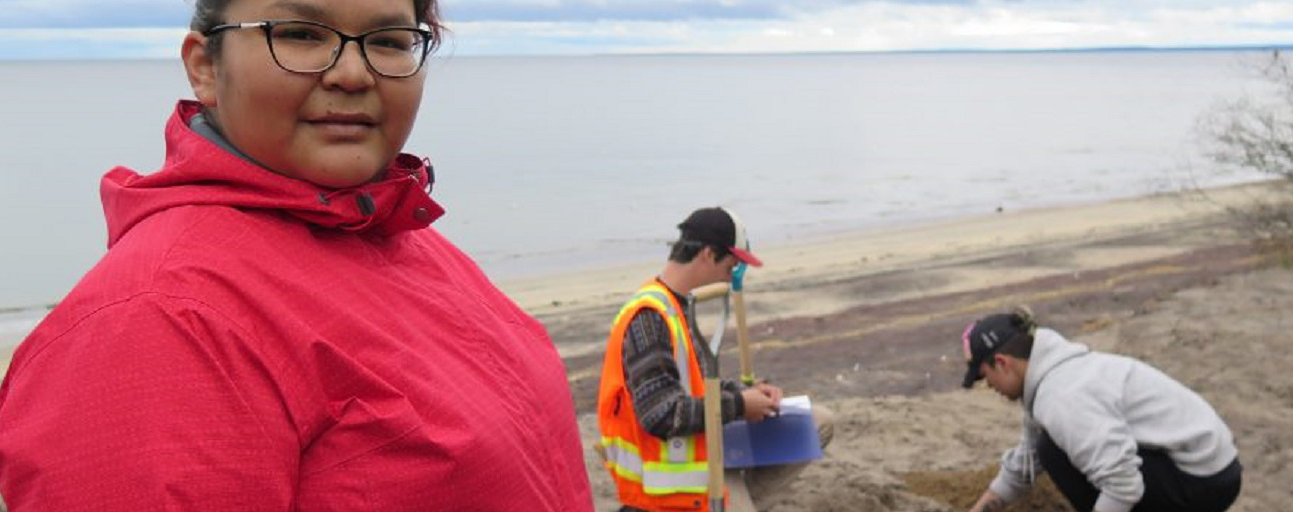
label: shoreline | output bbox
[510,179,1285,359]
[502,180,1282,319]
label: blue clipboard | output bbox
[722,396,822,468]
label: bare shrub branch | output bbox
[1194,49,1293,262]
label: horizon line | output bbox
[1,42,1288,62]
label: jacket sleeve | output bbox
[0,294,298,511]
[988,414,1041,503]
[1034,388,1144,512]
[622,309,743,439]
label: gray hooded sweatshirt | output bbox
[988,329,1237,512]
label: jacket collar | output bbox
[102,100,445,246]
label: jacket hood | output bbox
[102,100,445,247]
[1022,328,1090,413]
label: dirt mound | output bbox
[902,465,1073,511]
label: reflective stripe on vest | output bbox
[601,436,709,495]
[604,284,708,494]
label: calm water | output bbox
[0,50,1277,314]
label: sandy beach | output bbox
[1,181,1289,511]
[500,180,1291,511]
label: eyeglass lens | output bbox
[268,22,429,77]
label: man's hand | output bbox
[753,381,783,404]
[968,490,1006,512]
[740,385,781,423]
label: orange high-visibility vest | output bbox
[597,280,723,511]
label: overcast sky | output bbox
[0,0,1289,59]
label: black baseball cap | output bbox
[960,312,1032,388]
[677,206,763,267]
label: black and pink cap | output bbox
[678,206,763,267]
[960,313,1030,388]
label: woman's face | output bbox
[184,0,425,188]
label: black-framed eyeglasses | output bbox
[203,20,434,78]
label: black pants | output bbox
[1037,432,1242,512]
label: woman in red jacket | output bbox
[0,0,593,510]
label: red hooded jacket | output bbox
[0,101,593,511]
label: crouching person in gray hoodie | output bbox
[959,306,1242,512]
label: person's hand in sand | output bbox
[967,489,1006,512]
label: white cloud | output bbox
[0,27,184,59]
[0,1,1288,58]
[668,1,1293,54]
[0,0,190,29]
[0,27,182,43]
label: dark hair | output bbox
[991,306,1037,362]
[667,240,728,264]
[191,0,445,58]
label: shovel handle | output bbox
[732,290,754,386]
[703,377,724,511]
